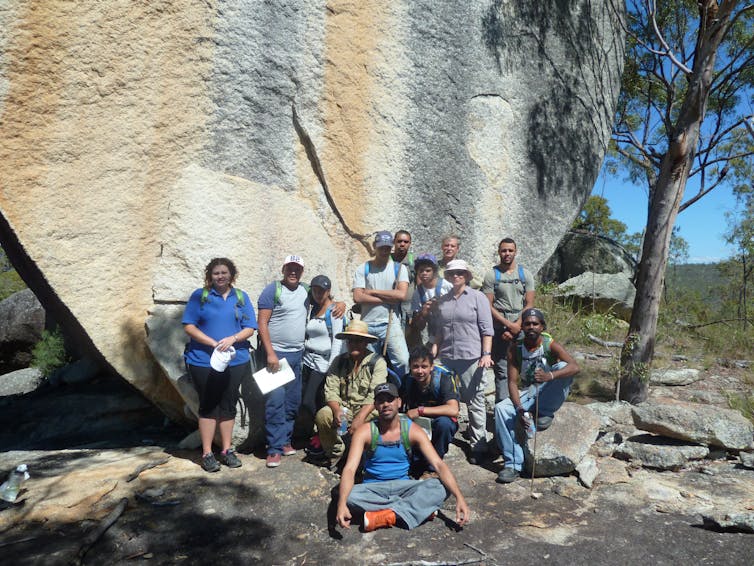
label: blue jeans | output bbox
[367,313,409,377]
[264,349,303,455]
[412,416,458,472]
[494,364,572,471]
[347,478,447,530]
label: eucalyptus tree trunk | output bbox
[619,1,739,403]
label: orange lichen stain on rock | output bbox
[320,0,386,234]
[0,2,215,414]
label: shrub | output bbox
[0,269,27,302]
[31,329,69,378]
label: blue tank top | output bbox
[363,438,410,483]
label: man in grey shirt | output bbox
[353,231,410,377]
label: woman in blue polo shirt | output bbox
[183,258,258,472]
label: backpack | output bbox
[364,259,401,283]
[274,280,310,305]
[308,303,334,341]
[368,414,412,456]
[417,279,445,305]
[200,287,249,322]
[200,286,245,306]
[429,364,459,400]
[493,265,527,295]
[514,332,557,369]
[365,353,403,390]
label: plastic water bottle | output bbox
[337,408,349,436]
[522,412,536,439]
[0,464,30,503]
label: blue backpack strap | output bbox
[364,261,370,278]
[435,278,444,298]
[518,265,526,295]
[325,304,334,341]
[393,260,400,282]
[432,364,459,398]
[493,266,501,293]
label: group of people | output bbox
[181,230,579,531]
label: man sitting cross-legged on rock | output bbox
[336,382,470,532]
[403,346,460,479]
[313,320,387,465]
[494,308,580,484]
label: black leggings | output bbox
[188,362,251,419]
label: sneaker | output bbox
[201,452,220,473]
[496,467,520,484]
[219,449,242,468]
[266,453,281,468]
[282,444,297,456]
[536,416,554,431]
[363,509,396,532]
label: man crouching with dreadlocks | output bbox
[493,308,580,484]
[335,382,470,532]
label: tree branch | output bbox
[646,0,693,74]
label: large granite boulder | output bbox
[0,1,625,418]
[0,289,45,373]
[523,402,601,477]
[539,230,636,284]
[557,271,636,320]
[632,401,754,451]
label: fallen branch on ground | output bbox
[587,334,623,348]
[73,497,128,565]
[126,456,170,482]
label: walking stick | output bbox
[530,382,542,499]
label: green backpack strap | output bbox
[201,287,244,307]
[399,414,411,453]
[369,415,411,455]
[274,281,309,305]
[369,420,379,453]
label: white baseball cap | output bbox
[210,346,237,372]
[283,255,305,267]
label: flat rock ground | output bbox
[1,354,752,565]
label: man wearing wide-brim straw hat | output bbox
[314,320,388,465]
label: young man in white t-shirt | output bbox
[353,231,410,377]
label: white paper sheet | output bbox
[253,358,295,394]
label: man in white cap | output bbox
[258,255,345,468]
[352,231,410,377]
[314,320,387,464]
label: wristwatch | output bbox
[481,351,491,356]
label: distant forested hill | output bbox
[666,263,727,305]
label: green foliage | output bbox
[0,269,27,302]
[609,2,754,203]
[725,392,754,424]
[572,195,628,242]
[31,329,69,378]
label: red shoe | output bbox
[266,453,281,468]
[363,509,396,532]
[282,444,297,456]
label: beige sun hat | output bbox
[335,319,379,342]
[445,259,473,280]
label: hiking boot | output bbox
[266,453,281,468]
[282,444,297,456]
[496,467,520,484]
[219,449,242,468]
[468,450,486,466]
[536,416,553,431]
[305,435,323,455]
[363,509,396,532]
[201,452,220,473]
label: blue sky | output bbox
[592,166,737,264]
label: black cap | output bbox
[374,382,400,398]
[521,308,546,326]
[310,275,332,290]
